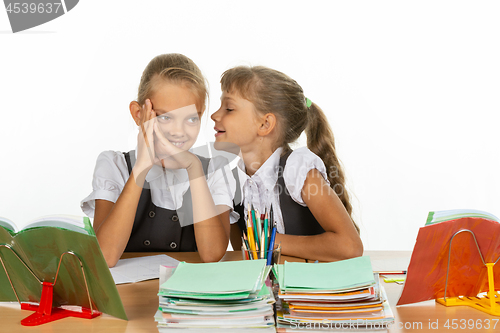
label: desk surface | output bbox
[1,251,498,332]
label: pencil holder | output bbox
[241,245,281,266]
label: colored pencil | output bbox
[251,205,260,249]
[263,210,268,259]
[260,230,265,259]
[242,232,251,257]
[256,208,262,247]
[241,237,249,259]
[247,216,257,259]
[267,223,277,266]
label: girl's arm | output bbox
[275,169,363,262]
[93,168,147,267]
[230,224,243,250]
[183,158,230,263]
[93,102,156,268]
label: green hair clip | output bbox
[306,98,312,108]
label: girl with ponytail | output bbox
[211,66,362,261]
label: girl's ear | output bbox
[129,101,142,125]
[257,113,277,136]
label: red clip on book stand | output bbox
[0,246,101,326]
[20,282,101,326]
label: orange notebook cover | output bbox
[289,302,383,311]
[397,217,500,305]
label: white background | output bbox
[1,1,499,251]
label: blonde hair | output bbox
[137,53,207,115]
[221,66,359,233]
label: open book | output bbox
[425,209,499,225]
[0,215,95,235]
[0,215,127,321]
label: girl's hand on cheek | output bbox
[134,99,156,175]
[153,122,198,170]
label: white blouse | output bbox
[233,147,329,233]
[81,150,236,223]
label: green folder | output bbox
[281,256,375,292]
[159,283,274,308]
[160,259,268,294]
[0,216,127,320]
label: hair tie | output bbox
[305,98,312,108]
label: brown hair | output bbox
[221,66,359,233]
[137,53,207,115]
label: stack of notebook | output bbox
[155,259,276,331]
[274,256,394,331]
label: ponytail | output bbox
[306,102,359,233]
[221,66,359,233]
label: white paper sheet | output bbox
[110,254,180,284]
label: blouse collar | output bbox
[237,147,283,198]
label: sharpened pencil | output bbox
[247,216,257,259]
[251,205,260,249]
[241,237,249,259]
[263,210,269,259]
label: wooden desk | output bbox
[1,251,498,332]
[0,251,305,333]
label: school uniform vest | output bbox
[233,150,325,236]
[123,150,210,252]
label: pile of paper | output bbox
[155,259,276,331]
[274,256,394,331]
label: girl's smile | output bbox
[214,127,226,137]
[148,83,201,152]
[211,92,261,150]
[169,141,187,148]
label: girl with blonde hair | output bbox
[82,54,234,267]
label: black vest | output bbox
[123,150,210,252]
[233,150,325,236]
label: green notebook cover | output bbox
[159,283,274,307]
[425,209,499,226]
[160,259,268,294]
[0,216,127,320]
[282,256,375,291]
